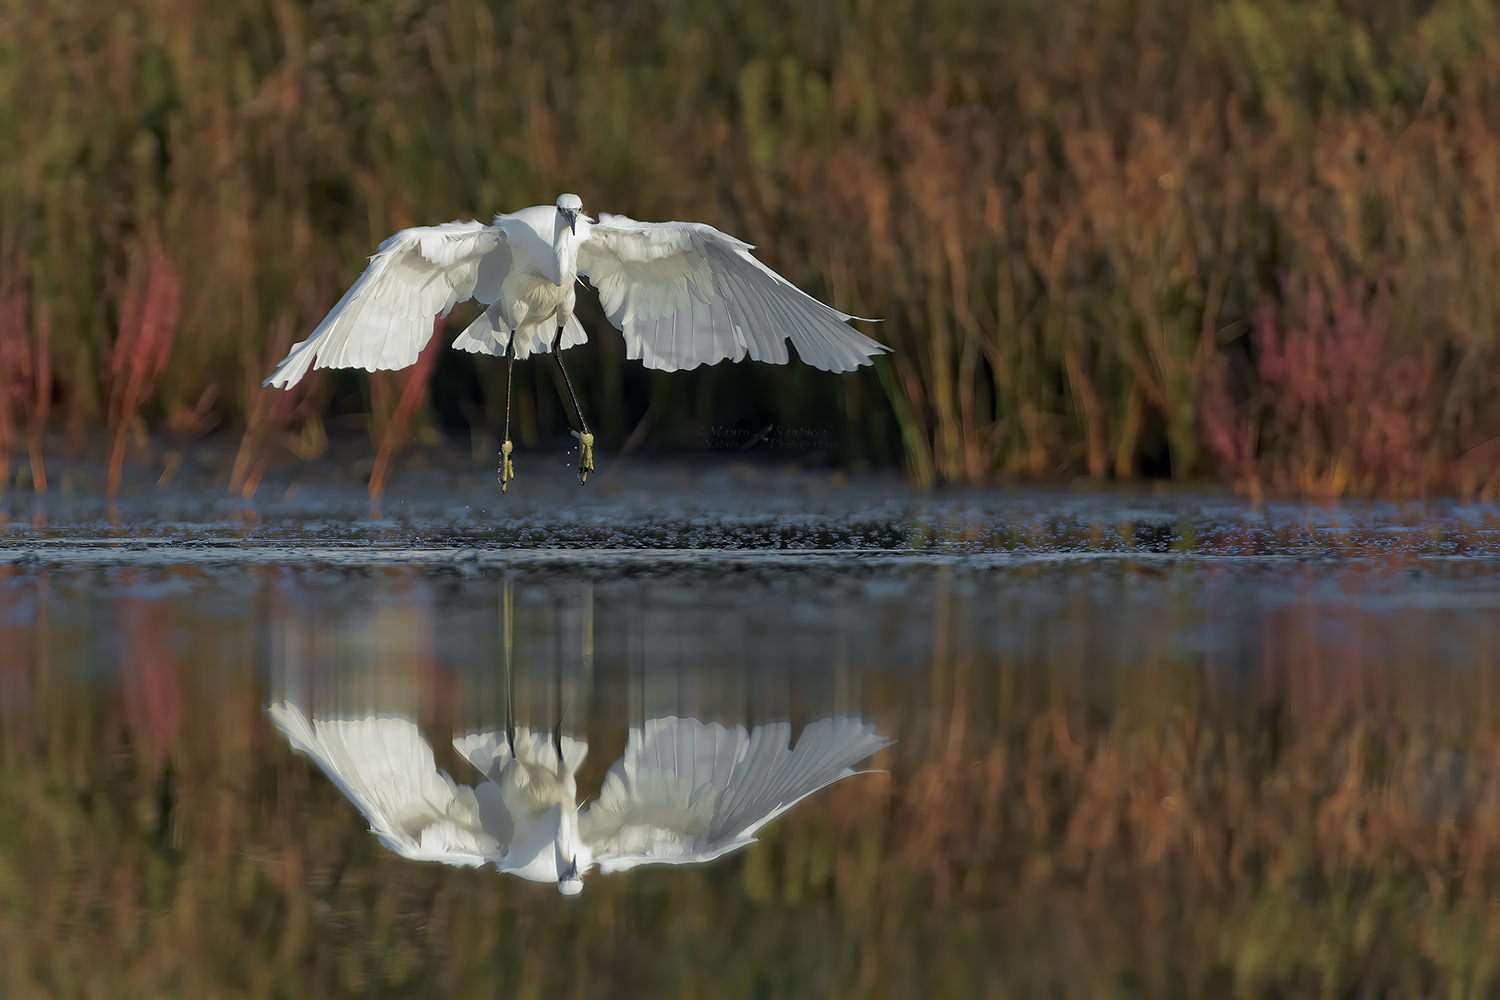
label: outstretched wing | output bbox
[269,701,502,867]
[265,220,503,388]
[577,215,888,373]
[579,715,890,873]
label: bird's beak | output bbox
[562,209,578,235]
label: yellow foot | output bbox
[499,439,515,492]
[570,430,595,483]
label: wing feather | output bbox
[268,701,501,867]
[723,261,791,364]
[266,220,502,387]
[579,216,887,373]
[580,715,889,873]
[452,727,588,784]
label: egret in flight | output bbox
[265,195,888,489]
[269,701,889,895]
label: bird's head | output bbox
[557,856,583,896]
[556,193,584,235]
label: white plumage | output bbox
[264,195,888,389]
[269,701,890,894]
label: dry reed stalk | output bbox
[230,314,320,498]
[367,322,443,501]
[106,232,180,498]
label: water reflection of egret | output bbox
[270,702,888,895]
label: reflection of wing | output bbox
[452,726,588,786]
[578,215,888,373]
[579,716,890,873]
[269,702,502,867]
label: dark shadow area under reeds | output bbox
[3,0,1500,497]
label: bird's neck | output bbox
[554,228,580,285]
[555,806,589,870]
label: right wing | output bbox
[577,215,888,373]
[269,701,502,867]
[265,220,504,388]
[579,715,890,873]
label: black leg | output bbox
[499,337,516,491]
[551,326,594,483]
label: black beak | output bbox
[562,209,578,235]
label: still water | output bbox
[4,485,1500,997]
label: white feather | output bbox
[272,702,889,890]
[265,221,501,387]
[265,198,888,390]
[578,715,891,873]
[579,215,888,373]
[268,702,501,866]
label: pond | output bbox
[3,463,1500,997]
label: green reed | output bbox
[1,0,1499,494]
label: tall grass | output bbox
[2,0,1499,493]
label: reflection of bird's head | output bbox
[557,856,583,896]
[556,193,584,235]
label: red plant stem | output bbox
[0,294,13,484]
[0,282,33,490]
[367,319,443,500]
[107,235,180,497]
[29,300,49,493]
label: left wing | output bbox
[577,215,888,373]
[266,220,502,388]
[269,702,503,867]
[578,715,890,873]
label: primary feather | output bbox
[578,715,891,873]
[268,701,502,866]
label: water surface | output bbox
[3,473,1500,996]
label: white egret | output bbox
[264,194,889,489]
[269,701,890,895]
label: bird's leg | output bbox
[551,326,594,483]
[499,337,516,492]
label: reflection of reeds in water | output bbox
[3,565,1500,993]
[5,2,1500,494]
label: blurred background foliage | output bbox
[2,0,1500,494]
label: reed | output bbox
[105,231,180,497]
[2,0,1497,493]
[367,325,444,501]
